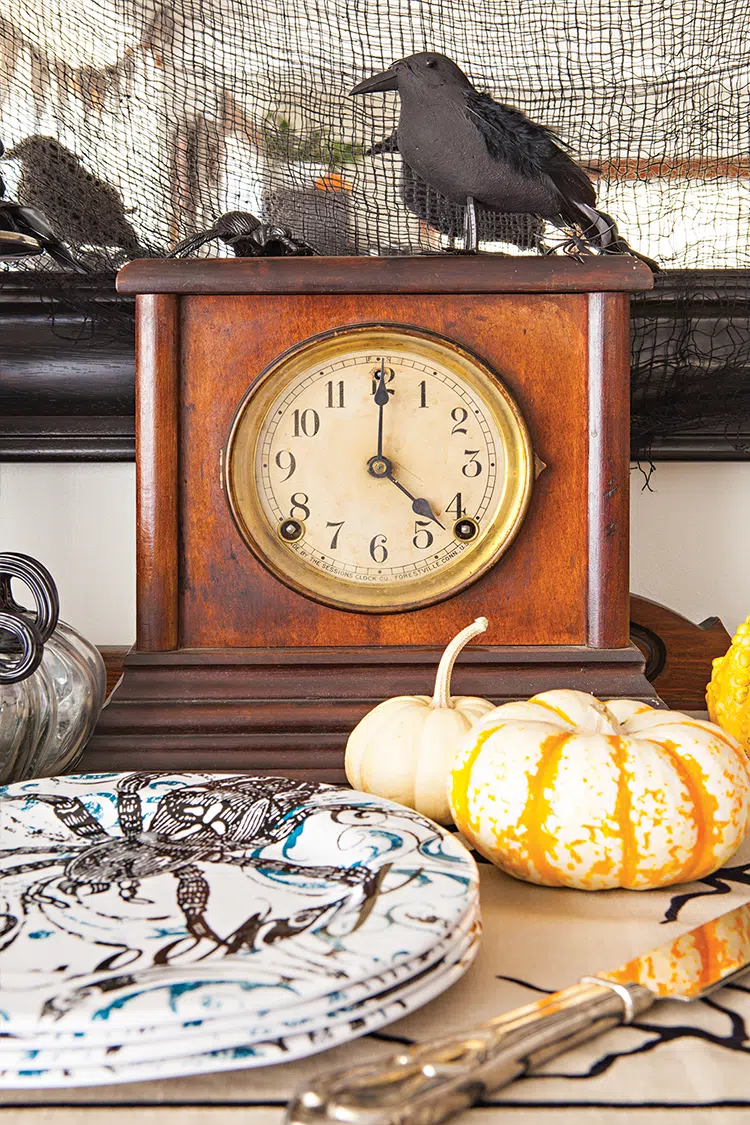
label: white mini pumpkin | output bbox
[345,618,494,825]
[449,688,750,890]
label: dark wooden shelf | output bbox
[2,266,748,462]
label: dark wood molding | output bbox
[587,292,631,648]
[135,294,180,651]
[629,268,750,461]
[84,643,658,776]
[99,646,127,699]
[117,256,654,296]
[96,592,727,725]
[0,416,134,461]
[2,266,748,463]
[629,594,730,710]
[90,590,730,774]
[636,434,750,461]
[0,280,135,461]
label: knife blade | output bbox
[286,899,750,1125]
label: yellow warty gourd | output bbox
[449,688,750,890]
[345,618,494,825]
[707,615,750,752]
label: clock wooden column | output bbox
[85,256,657,780]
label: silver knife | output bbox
[286,899,750,1125]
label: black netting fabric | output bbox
[1,0,749,451]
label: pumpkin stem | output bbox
[431,617,488,710]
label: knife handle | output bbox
[285,978,654,1125]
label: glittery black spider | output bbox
[169,211,317,258]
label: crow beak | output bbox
[350,68,399,96]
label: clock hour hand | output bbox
[386,469,446,530]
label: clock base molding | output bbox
[84,643,660,778]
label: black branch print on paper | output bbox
[663,862,750,923]
[486,974,750,1093]
[362,973,750,1107]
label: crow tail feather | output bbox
[573,202,660,272]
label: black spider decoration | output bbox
[0,774,425,962]
[169,211,318,259]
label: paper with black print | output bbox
[220,834,750,1113]
[431,838,750,1111]
[476,838,750,1110]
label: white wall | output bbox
[630,462,750,638]
[1,460,748,644]
[0,463,136,645]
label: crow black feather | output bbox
[5,136,142,258]
[368,130,546,249]
[366,134,400,156]
[465,93,601,237]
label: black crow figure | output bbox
[351,52,658,269]
[5,136,142,257]
[0,139,88,271]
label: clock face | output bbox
[224,325,533,612]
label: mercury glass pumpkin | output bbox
[0,554,106,781]
[0,612,58,783]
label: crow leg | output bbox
[463,196,478,253]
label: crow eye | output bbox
[425,59,437,68]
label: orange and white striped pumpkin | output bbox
[449,689,750,890]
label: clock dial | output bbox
[224,325,533,612]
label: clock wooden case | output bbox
[85,256,656,781]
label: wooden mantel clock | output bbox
[85,256,656,781]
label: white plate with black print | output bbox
[0,911,480,1074]
[0,894,480,1057]
[0,772,478,1035]
[0,919,480,1086]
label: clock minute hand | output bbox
[373,362,390,459]
[385,469,446,530]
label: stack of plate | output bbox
[0,771,480,1086]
